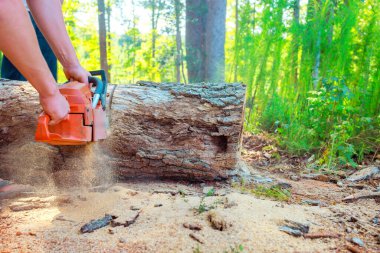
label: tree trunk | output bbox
[185,0,207,83]
[300,0,317,93]
[151,0,156,58]
[312,0,322,91]
[174,0,182,83]
[205,0,227,82]
[292,0,300,87]
[185,0,227,83]
[97,0,110,81]
[233,0,239,82]
[132,0,137,83]
[0,80,246,183]
[106,1,112,82]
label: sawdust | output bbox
[0,139,115,195]
[0,182,342,253]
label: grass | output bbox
[195,187,222,214]
[223,244,244,253]
[251,185,291,201]
[193,244,245,253]
[196,197,224,214]
[232,180,291,202]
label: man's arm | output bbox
[27,0,89,83]
[0,0,69,125]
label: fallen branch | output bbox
[189,233,205,244]
[346,244,365,253]
[111,211,141,227]
[343,192,380,203]
[303,232,341,239]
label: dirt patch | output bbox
[1,181,344,253]
[0,133,379,252]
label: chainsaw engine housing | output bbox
[35,71,107,145]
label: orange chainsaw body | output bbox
[35,80,107,146]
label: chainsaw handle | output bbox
[88,70,108,110]
[36,113,51,140]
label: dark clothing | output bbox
[1,13,57,81]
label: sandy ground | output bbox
[1,174,379,253]
[1,181,340,253]
[0,134,379,252]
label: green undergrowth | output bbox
[251,185,291,201]
[245,77,380,171]
[193,244,244,253]
[232,180,291,202]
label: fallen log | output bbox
[0,80,246,184]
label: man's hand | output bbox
[63,64,90,84]
[39,91,70,125]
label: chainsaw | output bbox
[35,70,108,145]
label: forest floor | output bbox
[0,133,379,253]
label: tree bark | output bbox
[151,0,156,58]
[292,0,300,87]
[174,0,183,83]
[185,0,207,83]
[312,0,322,90]
[97,0,110,81]
[205,0,227,82]
[185,0,227,83]
[106,0,112,82]
[0,80,246,183]
[233,0,239,82]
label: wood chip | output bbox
[183,223,203,231]
[189,233,204,244]
[346,244,365,253]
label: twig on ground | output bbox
[343,192,380,203]
[303,232,341,239]
[189,233,204,244]
[346,244,365,253]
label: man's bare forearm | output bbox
[27,0,79,69]
[0,0,58,97]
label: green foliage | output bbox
[270,77,379,169]
[196,197,209,214]
[251,185,291,201]
[196,195,223,214]
[234,0,380,169]
[193,245,202,253]
[223,244,244,253]
[57,0,378,169]
[232,180,291,201]
[193,244,245,253]
[205,187,215,197]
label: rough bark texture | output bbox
[185,0,207,83]
[97,0,110,81]
[0,80,246,182]
[185,0,227,83]
[205,0,227,82]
